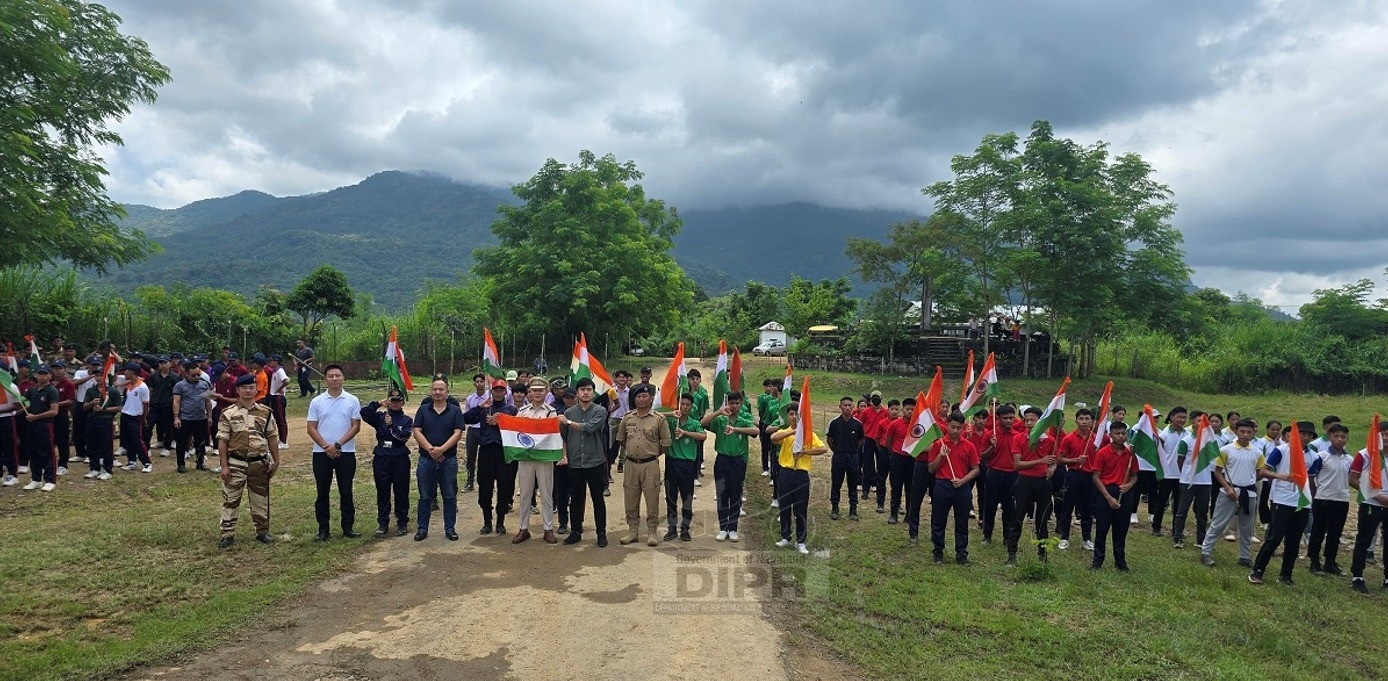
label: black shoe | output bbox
[218,537,234,549]
[496,523,507,536]
[597,534,608,548]
[1352,579,1369,593]
[1326,564,1344,576]
[956,556,971,566]
[1151,529,1163,537]
[564,532,582,545]
[1005,554,1017,567]
[933,552,944,563]
[1116,563,1130,572]
[414,530,428,541]
[445,530,459,541]
[1237,558,1252,568]
[343,529,361,539]
[876,505,885,514]
[177,466,187,473]
[314,530,330,542]
[481,523,493,535]
[680,530,692,542]
[463,482,475,492]
[196,464,209,471]
[375,524,388,537]
[558,524,569,535]
[830,509,840,521]
[663,529,678,541]
[1277,575,1295,587]
[1310,563,1325,576]
[849,512,860,521]
[255,533,274,544]
[887,516,899,525]
[909,536,919,546]
[396,523,409,537]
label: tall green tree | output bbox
[1,0,169,272]
[846,215,967,332]
[1300,279,1388,341]
[473,151,692,343]
[287,265,355,339]
[780,276,857,337]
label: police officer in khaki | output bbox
[217,373,279,548]
[616,384,672,546]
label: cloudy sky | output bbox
[97,0,1387,309]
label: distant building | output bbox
[758,321,790,347]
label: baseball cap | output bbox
[124,362,141,372]
[505,370,518,381]
[34,365,51,374]
[234,374,255,387]
[491,379,509,389]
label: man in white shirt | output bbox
[68,357,99,465]
[119,363,152,472]
[306,365,362,541]
[1308,422,1352,576]
[264,355,290,447]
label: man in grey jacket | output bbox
[559,377,610,547]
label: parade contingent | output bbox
[5,335,1388,593]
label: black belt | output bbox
[626,454,659,464]
[228,453,266,462]
[1237,484,1257,515]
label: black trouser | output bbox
[696,439,705,477]
[0,416,20,476]
[1258,480,1273,525]
[1150,477,1180,532]
[887,454,913,518]
[932,478,973,558]
[1172,483,1210,544]
[777,468,810,544]
[714,454,747,532]
[54,411,71,468]
[975,463,989,514]
[372,449,411,526]
[26,420,56,483]
[906,460,933,538]
[759,423,773,472]
[1011,474,1053,555]
[1056,468,1094,542]
[151,402,174,448]
[71,406,87,462]
[1093,485,1133,568]
[1351,504,1388,580]
[1253,504,1309,578]
[260,396,287,445]
[85,417,114,473]
[874,448,893,507]
[176,418,209,468]
[1307,499,1349,569]
[665,458,697,532]
[476,442,516,520]
[1133,470,1157,516]
[312,450,357,532]
[297,366,315,396]
[554,463,571,527]
[830,451,860,512]
[982,468,1017,542]
[119,413,150,464]
[567,464,607,535]
[464,427,479,485]
[859,438,878,496]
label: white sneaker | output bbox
[1251,535,1261,544]
[1129,516,1138,525]
[142,463,153,473]
[1,475,16,486]
[158,449,168,457]
[715,531,729,541]
[212,465,222,473]
[22,480,41,490]
[741,495,746,502]
[1082,540,1095,551]
[694,479,702,487]
[97,472,112,481]
[71,456,87,463]
[768,479,774,487]
[1058,539,1070,550]
[114,448,125,458]
[692,493,697,499]
[83,470,99,479]
[775,538,792,548]
[740,509,747,516]
[796,543,809,555]
[57,466,67,476]
[761,470,770,477]
[122,462,138,471]
[771,499,780,509]
[40,482,56,492]
[1224,533,1236,542]
[18,465,29,474]
[729,531,740,542]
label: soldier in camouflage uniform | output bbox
[217,373,279,548]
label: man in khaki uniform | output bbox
[616,384,671,546]
[217,373,279,549]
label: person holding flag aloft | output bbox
[928,411,980,564]
[1248,419,1320,585]
[1348,417,1388,592]
[1171,409,1216,550]
[770,378,827,555]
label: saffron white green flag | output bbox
[1130,404,1162,470]
[960,352,999,418]
[497,413,564,463]
[1028,376,1070,447]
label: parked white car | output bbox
[752,339,787,356]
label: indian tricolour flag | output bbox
[0,363,26,408]
[959,350,975,405]
[1179,414,1221,484]
[1028,376,1070,447]
[25,335,42,368]
[481,327,503,377]
[1130,404,1162,470]
[497,413,564,463]
[570,333,615,396]
[792,375,813,453]
[98,351,121,400]
[1090,381,1114,451]
[1358,413,1385,504]
[382,326,414,395]
[1285,417,1313,510]
[711,340,732,408]
[960,352,999,418]
[654,342,688,411]
[782,359,793,394]
[904,389,944,457]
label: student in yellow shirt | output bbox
[771,402,827,554]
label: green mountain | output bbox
[98,171,916,308]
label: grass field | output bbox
[737,367,1388,680]
[0,392,373,681]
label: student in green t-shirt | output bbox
[664,393,707,542]
[687,369,711,483]
[702,391,760,541]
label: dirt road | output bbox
[139,362,831,681]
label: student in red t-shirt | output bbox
[928,411,980,563]
[859,394,885,502]
[967,410,991,525]
[1010,407,1057,565]
[883,398,913,524]
[981,405,1019,545]
[1091,421,1139,571]
[1055,408,1098,551]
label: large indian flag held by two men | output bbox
[496,413,563,463]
